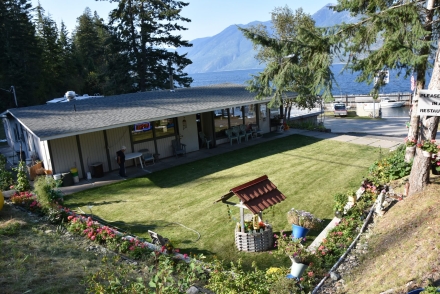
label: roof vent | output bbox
[65,91,76,101]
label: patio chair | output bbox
[198,132,212,149]
[232,126,245,143]
[148,230,169,246]
[172,139,186,158]
[138,149,155,165]
[225,129,239,145]
[251,125,263,138]
[239,124,252,141]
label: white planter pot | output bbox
[290,261,308,279]
[1,189,17,198]
[422,150,432,158]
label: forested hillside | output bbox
[0,0,192,112]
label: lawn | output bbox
[63,134,380,270]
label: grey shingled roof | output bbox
[8,84,270,141]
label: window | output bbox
[131,118,176,142]
[154,118,175,138]
[214,109,229,138]
[244,104,257,126]
[229,106,244,127]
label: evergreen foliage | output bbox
[0,0,193,112]
[0,0,41,110]
[332,0,434,97]
[238,7,337,109]
[333,0,440,194]
[108,0,193,91]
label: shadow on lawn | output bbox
[145,135,355,188]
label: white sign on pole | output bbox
[417,90,440,116]
[374,70,389,85]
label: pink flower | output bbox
[90,236,95,241]
[174,248,179,253]
[183,254,188,259]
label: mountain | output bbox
[176,3,359,74]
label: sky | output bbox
[30,0,333,41]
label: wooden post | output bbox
[240,200,245,233]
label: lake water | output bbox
[189,65,413,118]
[189,64,416,95]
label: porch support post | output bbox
[240,200,245,232]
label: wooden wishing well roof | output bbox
[215,175,286,214]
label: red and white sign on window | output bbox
[417,90,440,116]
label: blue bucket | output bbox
[292,224,309,239]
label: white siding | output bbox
[106,126,132,170]
[78,131,108,173]
[156,136,174,158]
[50,136,82,176]
[39,141,51,171]
[179,114,199,153]
[133,141,156,154]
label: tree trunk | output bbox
[408,147,431,195]
[408,37,440,195]
[405,96,419,163]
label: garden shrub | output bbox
[0,154,14,191]
[368,144,412,185]
[33,175,63,209]
[12,160,31,192]
[84,253,208,294]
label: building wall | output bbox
[155,136,175,158]
[50,136,82,177]
[133,140,156,155]
[78,131,108,175]
[38,140,51,171]
[106,126,132,170]
[180,114,199,152]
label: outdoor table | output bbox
[124,152,144,169]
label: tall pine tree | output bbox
[333,0,440,195]
[108,0,193,91]
[238,7,335,110]
[72,8,109,95]
[0,0,41,110]
[35,3,65,101]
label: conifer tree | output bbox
[238,6,336,110]
[108,0,193,92]
[333,0,440,195]
[0,0,41,110]
[35,3,64,101]
[72,8,109,95]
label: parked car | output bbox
[333,103,347,117]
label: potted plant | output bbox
[274,233,316,278]
[347,190,357,204]
[287,208,323,239]
[404,137,417,148]
[333,192,348,218]
[431,155,440,175]
[417,140,439,157]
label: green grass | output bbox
[64,134,380,270]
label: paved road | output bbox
[323,117,409,138]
